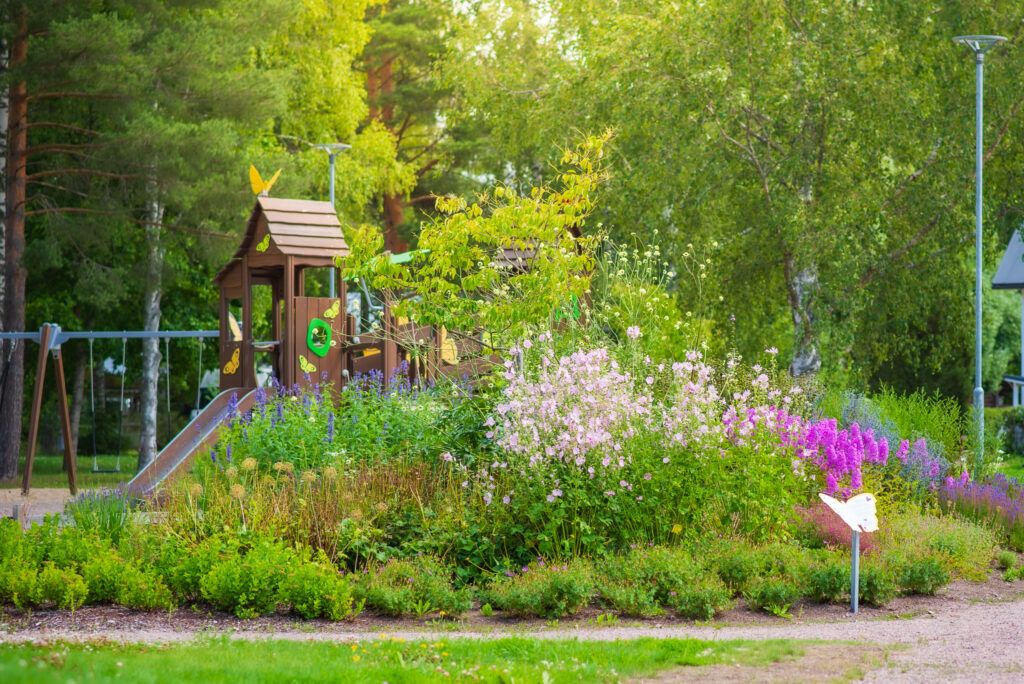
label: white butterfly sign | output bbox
[818,492,878,533]
[818,491,879,613]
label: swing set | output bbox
[0,325,217,494]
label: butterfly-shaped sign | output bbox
[249,165,282,196]
[818,492,879,533]
[256,234,271,252]
[323,300,341,319]
[222,347,240,375]
[298,354,316,374]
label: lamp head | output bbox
[953,35,1007,54]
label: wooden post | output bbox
[52,347,78,495]
[283,256,294,387]
[383,305,398,389]
[22,324,53,494]
[241,254,253,388]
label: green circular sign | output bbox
[306,318,332,358]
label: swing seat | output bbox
[91,466,122,474]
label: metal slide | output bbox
[127,387,258,495]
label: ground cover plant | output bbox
[0,636,811,684]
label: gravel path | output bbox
[5,595,1023,682]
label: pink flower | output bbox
[626,326,641,339]
[643,472,652,480]
[523,339,533,349]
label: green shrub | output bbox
[162,535,237,601]
[0,518,36,566]
[37,563,88,612]
[806,562,848,603]
[714,546,763,592]
[1002,566,1022,582]
[355,556,471,618]
[670,578,732,620]
[597,582,660,617]
[875,511,996,581]
[897,557,950,596]
[117,569,176,612]
[596,547,703,616]
[858,566,895,607]
[996,550,1018,570]
[81,550,128,604]
[745,577,803,613]
[2,566,41,610]
[484,559,594,619]
[278,556,361,621]
[200,538,294,618]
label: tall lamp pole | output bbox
[953,35,1005,471]
[313,142,352,299]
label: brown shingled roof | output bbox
[213,196,348,282]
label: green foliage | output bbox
[200,538,295,618]
[744,578,803,615]
[484,559,594,619]
[595,546,728,619]
[278,554,361,621]
[670,581,733,622]
[344,135,609,340]
[116,571,177,613]
[875,510,997,581]
[996,550,1018,570]
[896,557,950,596]
[65,488,135,545]
[3,567,41,611]
[805,563,849,604]
[857,566,896,607]
[37,563,88,613]
[354,556,471,618]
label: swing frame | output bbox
[10,325,218,494]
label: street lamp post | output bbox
[953,35,1006,471]
[312,142,352,298]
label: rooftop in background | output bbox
[992,230,1024,290]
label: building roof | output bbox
[993,230,1024,290]
[214,196,348,283]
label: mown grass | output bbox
[0,454,137,490]
[0,635,809,683]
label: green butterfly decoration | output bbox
[256,234,270,252]
[298,354,316,373]
[323,300,341,319]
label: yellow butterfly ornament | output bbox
[249,165,282,196]
[323,300,341,319]
[222,348,240,375]
[298,354,316,374]
[256,234,270,252]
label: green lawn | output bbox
[0,453,137,490]
[997,452,1024,482]
[0,636,808,683]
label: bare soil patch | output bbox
[633,644,889,683]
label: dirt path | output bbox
[4,591,1023,682]
[0,488,73,520]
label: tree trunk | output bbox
[785,255,821,378]
[68,341,86,455]
[0,38,8,335]
[383,192,408,253]
[137,204,164,473]
[0,9,28,480]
